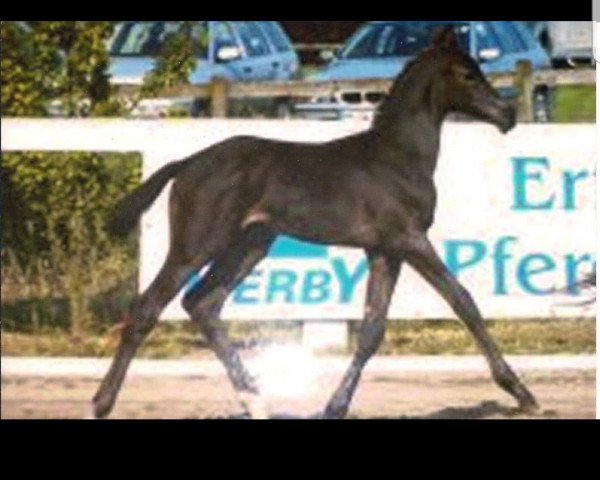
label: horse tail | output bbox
[108,159,190,237]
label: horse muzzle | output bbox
[497,104,517,134]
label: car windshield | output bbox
[110,22,208,58]
[340,22,471,59]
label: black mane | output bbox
[372,47,437,129]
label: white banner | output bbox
[2,119,595,321]
[139,122,596,320]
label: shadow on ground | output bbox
[202,400,559,420]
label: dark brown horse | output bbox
[92,26,538,419]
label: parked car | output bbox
[109,21,300,117]
[295,21,552,122]
[524,21,594,67]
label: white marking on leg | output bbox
[83,403,98,420]
[238,391,269,420]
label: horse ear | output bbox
[431,25,458,49]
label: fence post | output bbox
[514,60,534,123]
[210,77,230,118]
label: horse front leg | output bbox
[404,234,539,412]
[322,252,401,419]
[182,225,275,419]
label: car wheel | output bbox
[532,88,551,123]
[191,98,210,118]
[274,100,293,119]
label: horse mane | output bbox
[372,47,438,129]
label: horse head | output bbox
[430,25,516,133]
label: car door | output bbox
[255,21,299,80]
[490,21,536,71]
[232,21,278,80]
[203,21,247,82]
[471,21,513,74]
[509,21,551,69]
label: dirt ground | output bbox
[1,367,595,419]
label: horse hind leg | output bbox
[182,224,276,419]
[92,250,206,418]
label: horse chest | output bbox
[362,167,438,233]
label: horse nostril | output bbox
[506,105,516,123]
[500,105,517,133]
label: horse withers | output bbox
[92,26,536,419]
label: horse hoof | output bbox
[519,399,540,415]
[238,392,269,420]
[322,406,348,420]
[83,403,100,420]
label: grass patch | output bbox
[1,318,594,358]
[371,318,595,355]
[552,85,595,123]
[1,323,197,359]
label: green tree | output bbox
[140,21,206,98]
[1,21,206,334]
[1,21,120,116]
[1,21,206,117]
[1,21,61,116]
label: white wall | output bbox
[3,119,596,321]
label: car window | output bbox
[492,22,525,53]
[237,21,271,57]
[259,21,291,53]
[473,22,501,52]
[500,22,529,51]
[110,21,208,58]
[511,22,541,50]
[212,21,239,56]
[341,22,470,59]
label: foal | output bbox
[92,27,538,419]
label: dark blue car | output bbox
[297,21,552,121]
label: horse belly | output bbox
[266,193,379,248]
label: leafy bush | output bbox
[0,20,196,297]
[1,21,121,117]
[1,21,205,335]
[1,152,142,334]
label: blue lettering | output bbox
[301,270,332,303]
[332,257,368,303]
[492,236,518,295]
[517,253,555,295]
[232,270,261,304]
[444,240,487,277]
[565,254,595,294]
[266,270,298,303]
[512,157,555,211]
[562,170,589,210]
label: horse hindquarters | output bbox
[93,153,251,418]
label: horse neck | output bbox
[371,60,446,172]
